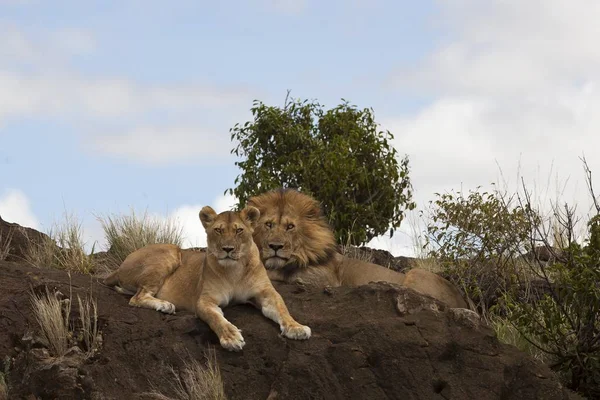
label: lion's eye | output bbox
[286,223,295,230]
[236,228,244,234]
[214,227,222,234]
[265,222,273,229]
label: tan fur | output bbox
[247,189,468,309]
[103,205,311,351]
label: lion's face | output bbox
[199,206,260,268]
[247,189,338,270]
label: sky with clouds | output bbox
[1,0,598,255]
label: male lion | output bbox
[247,188,468,309]
[103,205,311,351]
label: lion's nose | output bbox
[222,246,234,253]
[269,243,284,251]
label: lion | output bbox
[103,205,311,351]
[247,188,468,309]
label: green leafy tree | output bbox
[228,95,415,245]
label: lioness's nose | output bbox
[222,246,234,253]
[269,243,284,251]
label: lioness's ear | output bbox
[240,206,260,227]
[199,206,217,229]
[247,197,261,212]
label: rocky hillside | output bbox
[0,220,580,400]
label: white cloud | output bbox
[0,189,40,229]
[367,0,600,257]
[0,71,250,121]
[90,125,233,165]
[394,0,600,97]
[213,193,237,212]
[0,23,95,68]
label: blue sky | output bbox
[2,0,599,254]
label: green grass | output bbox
[489,315,548,363]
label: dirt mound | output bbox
[0,216,54,263]
[0,259,578,400]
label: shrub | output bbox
[228,93,415,245]
[425,158,600,397]
[425,187,537,313]
[505,188,600,398]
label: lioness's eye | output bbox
[236,228,244,234]
[287,223,295,230]
[214,227,222,234]
[265,222,273,229]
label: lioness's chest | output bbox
[214,284,257,308]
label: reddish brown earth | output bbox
[0,218,580,400]
[0,261,580,400]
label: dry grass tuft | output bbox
[77,291,100,357]
[30,278,101,358]
[0,229,13,261]
[148,348,226,400]
[0,376,7,400]
[25,213,95,274]
[0,357,10,400]
[98,208,184,268]
[30,285,72,357]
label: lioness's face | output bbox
[199,206,260,267]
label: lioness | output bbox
[247,188,468,309]
[103,205,311,351]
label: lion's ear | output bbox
[240,206,260,227]
[199,206,217,229]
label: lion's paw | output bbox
[282,324,311,340]
[219,324,245,352]
[156,301,176,315]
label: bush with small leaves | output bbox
[505,209,600,398]
[425,187,537,313]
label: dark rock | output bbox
[339,245,417,272]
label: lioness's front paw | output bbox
[219,324,245,351]
[156,301,176,315]
[282,324,311,340]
